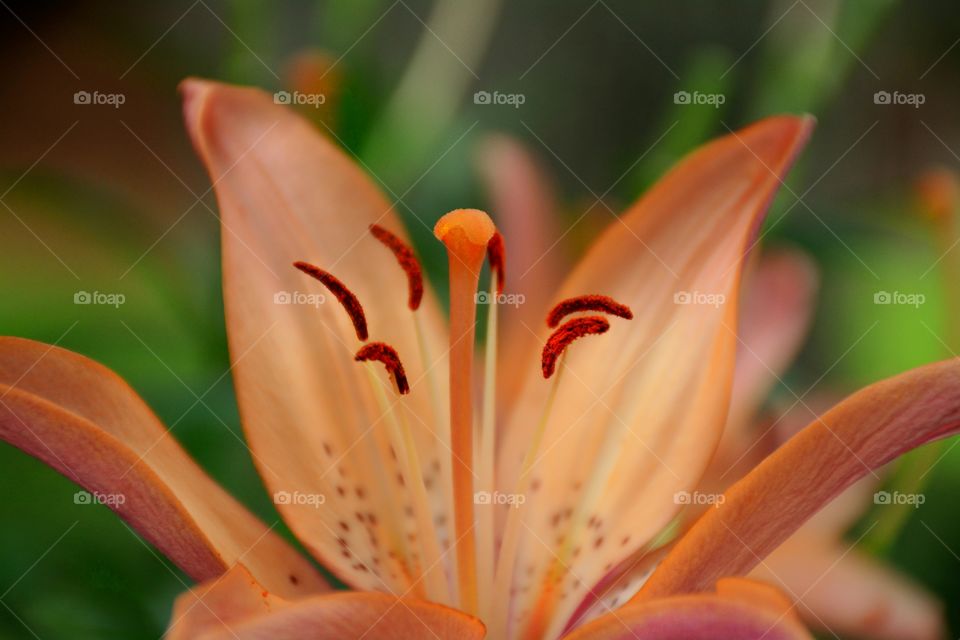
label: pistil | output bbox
[433,208,496,613]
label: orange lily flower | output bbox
[1,79,958,640]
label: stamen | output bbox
[492,353,566,638]
[294,262,368,341]
[541,316,610,379]
[546,294,633,328]
[486,232,506,295]
[477,244,501,622]
[355,342,409,395]
[369,224,424,311]
[360,360,448,603]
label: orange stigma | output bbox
[486,232,506,295]
[369,224,424,311]
[546,294,633,328]
[355,342,409,394]
[434,209,497,267]
[541,316,610,379]
[293,261,368,341]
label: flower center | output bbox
[296,214,637,632]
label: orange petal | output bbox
[0,337,326,598]
[497,115,813,636]
[715,576,794,618]
[700,248,819,489]
[561,580,811,640]
[637,358,960,600]
[167,564,282,640]
[182,78,453,596]
[208,593,483,640]
[168,564,485,640]
[754,537,945,640]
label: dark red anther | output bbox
[294,262,369,341]
[541,316,610,379]
[486,232,506,295]
[355,342,410,395]
[369,224,424,311]
[546,294,633,328]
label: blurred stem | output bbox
[361,0,502,189]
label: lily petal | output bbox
[182,78,452,595]
[753,536,945,640]
[561,578,811,640]
[167,564,282,640]
[637,358,960,600]
[497,115,813,635]
[699,248,819,497]
[0,337,326,598]
[169,564,485,640]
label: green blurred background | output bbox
[0,0,958,637]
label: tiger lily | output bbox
[0,79,958,640]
